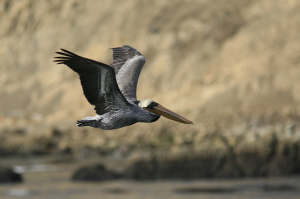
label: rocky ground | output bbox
[1,113,300,178]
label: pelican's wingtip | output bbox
[191,121,194,125]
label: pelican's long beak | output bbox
[144,104,193,125]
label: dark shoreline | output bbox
[1,114,300,179]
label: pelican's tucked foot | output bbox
[76,120,98,127]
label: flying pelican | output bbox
[54,45,193,130]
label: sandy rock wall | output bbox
[0,0,300,159]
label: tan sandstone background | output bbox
[0,0,300,164]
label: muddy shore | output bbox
[1,113,300,178]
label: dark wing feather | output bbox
[54,49,130,115]
[110,45,146,103]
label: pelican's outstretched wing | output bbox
[54,49,130,115]
[110,45,146,103]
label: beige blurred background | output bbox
[1,0,300,198]
[0,0,300,171]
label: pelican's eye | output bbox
[148,102,158,107]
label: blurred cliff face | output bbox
[0,0,300,132]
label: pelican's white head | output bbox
[138,99,193,125]
[138,99,157,108]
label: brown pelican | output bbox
[54,45,193,130]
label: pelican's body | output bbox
[79,101,159,130]
[54,46,192,130]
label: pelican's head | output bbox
[138,99,193,125]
